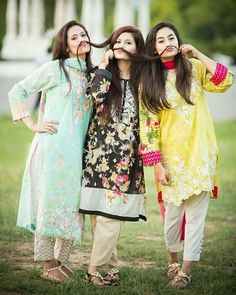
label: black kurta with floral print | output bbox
[79,69,146,221]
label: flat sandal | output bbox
[85,271,105,286]
[170,270,191,289]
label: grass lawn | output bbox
[0,115,236,295]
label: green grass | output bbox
[0,116,236,295]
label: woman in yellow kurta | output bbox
[139,22,233,289]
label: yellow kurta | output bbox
[140,59,234,206]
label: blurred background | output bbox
[0,0,235,119]
[0,3,235,294]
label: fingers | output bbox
[104,49,114,64]
[35,121,59,134]
[160,177,170,186]
[179,44,198,58]
[99,49,114,69]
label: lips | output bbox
[165,47,175,52]
[80,41,88,47]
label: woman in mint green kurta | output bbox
[8,21,93,282]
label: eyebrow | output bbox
[157,33,175,40]
[117,38,133,41]
[71,32,85,37]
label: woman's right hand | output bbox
[154,163,170,186]
[99,49,114,69]
[31,121,59,134]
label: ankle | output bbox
[169,253,179,264]
[43,259,58,270]
[181,267,191,276]
[88,265,98,274]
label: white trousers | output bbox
[164,191,210,261]
[34,234,73,264]
[89,215,123,267]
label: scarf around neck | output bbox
[64,57,87,73]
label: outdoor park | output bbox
[0,0,236,295]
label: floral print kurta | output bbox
[8,58,92,244]
[79,69,146,221]
[140,59,234,206]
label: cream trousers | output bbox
[89,215,123,267]
[164,191,210,261]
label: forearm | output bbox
[22,116,35,131]
[195,51,217,75]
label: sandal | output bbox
[41,265,70,282]
[103,267,119,285]
[167,263,181,280]
[85,271,104,286]
[170,270,191,289]
[61,264,74,277]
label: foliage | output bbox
[1,0,236,61]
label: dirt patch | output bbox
[0,241,158,270]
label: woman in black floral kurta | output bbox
[79,26,146,286]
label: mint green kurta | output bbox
[8,58,92,244]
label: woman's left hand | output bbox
[179,44,200,59]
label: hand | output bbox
[154,163,170,186]
[99,49,114,69]
[179,44,200,59]
[31,120,59,134]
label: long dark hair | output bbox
[52,20,93,92]
[92,26,145,124]
[141,22,193,114]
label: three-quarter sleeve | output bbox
[87,69,112,112]
[8,61,58,121]
[193,59,234,93]
[139,97,162,166]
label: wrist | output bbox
[99,63,107,69]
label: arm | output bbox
[180,44,234,92]
[139,96,169,185]
[87,50,113,110]
[8,61,59,133]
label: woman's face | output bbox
[113,32,137,60]
[67,25,90,59]
[155,27,179,61]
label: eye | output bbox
[81,33,87,37]
[158,40,164,44]
[169,37,175,41]
[125,41,132,45]
[72,36,78,40]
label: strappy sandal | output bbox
[85,271,104,286]
[167,263,181,280]
[61,264,74,277]
[41,265,70,282]
[170,270,191,289]
[103,268,120,286]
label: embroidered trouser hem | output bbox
[34,234,73,264]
